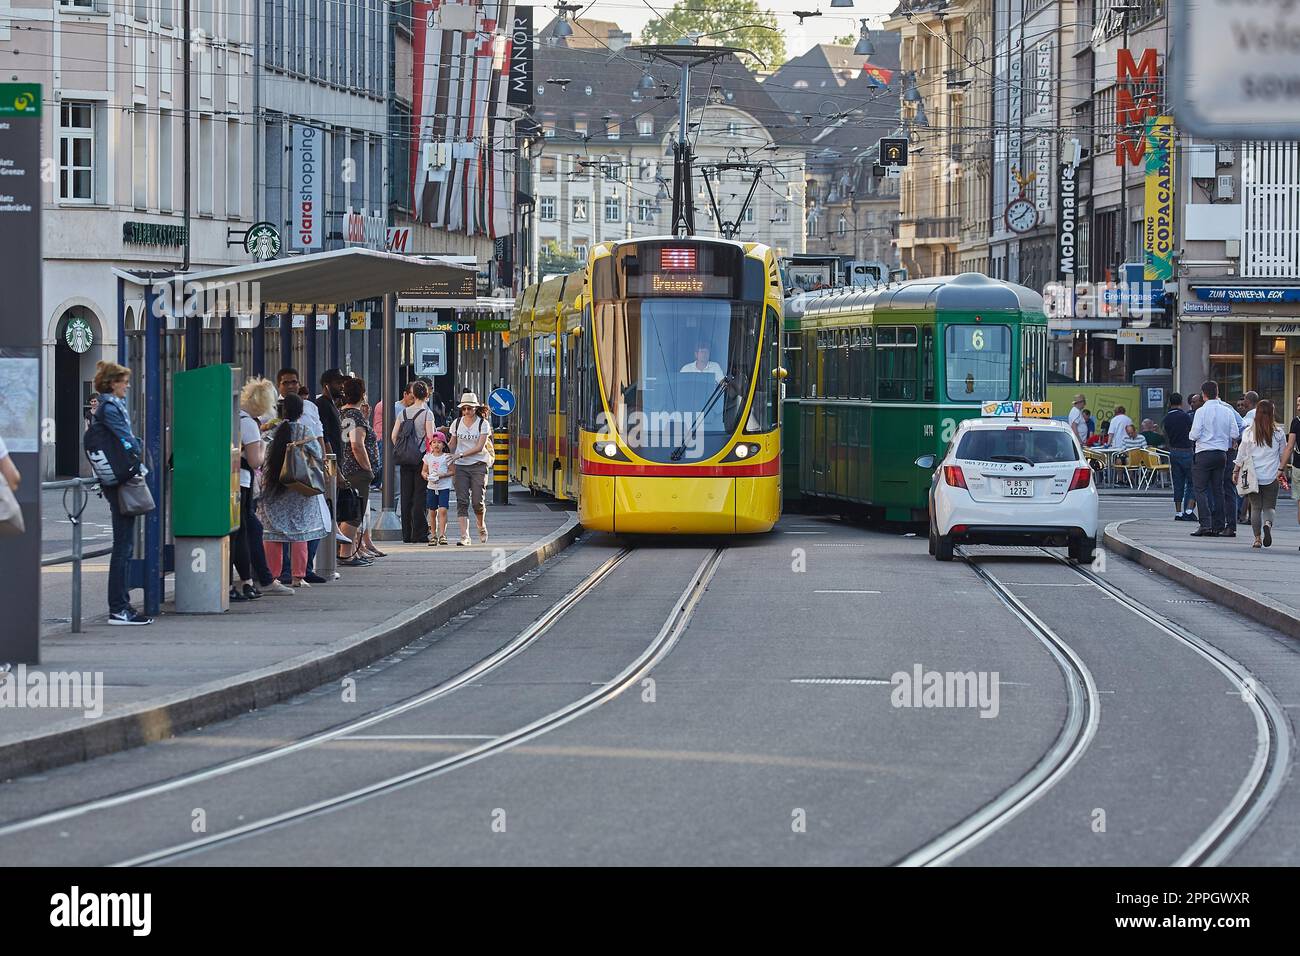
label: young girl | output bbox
[421,432,454,546]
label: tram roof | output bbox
[113,248,476,304]
[800,272,1044,318]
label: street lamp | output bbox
[854,20,876,56]
[552,2,581,39]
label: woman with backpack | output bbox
[258,393,328,586]
[90,361,153,626]
[391,380,436,543]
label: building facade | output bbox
[529,21,806,272]
[6,0,256,477]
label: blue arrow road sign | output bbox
[488,387,517,417]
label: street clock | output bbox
[1004,198,1039,234]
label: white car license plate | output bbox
[1002,479,1033,497]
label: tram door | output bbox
[564,325,579,498]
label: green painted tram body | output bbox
[792,274,1049,522]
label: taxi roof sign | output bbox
[981,401,1052,419]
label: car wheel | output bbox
[934,531,954,562]
[1070,536,1096,564]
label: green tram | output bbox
[791,272,1049,521]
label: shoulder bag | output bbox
[1236,445,1260,497]
[281,433,326,497]
[117,474,156,517]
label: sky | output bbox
[537,0,900,57]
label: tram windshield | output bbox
[945,325,1012,402]
[594,297,762,461]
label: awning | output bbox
[113,247,476,304]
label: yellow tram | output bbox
[510,237,785,533]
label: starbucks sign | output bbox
[244,221,281,261]
[64,315,94,354]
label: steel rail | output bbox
[116,547,726,867]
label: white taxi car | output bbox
[920,404,1099,563]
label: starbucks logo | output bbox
[244,221,281,261]
[64,316,94,354]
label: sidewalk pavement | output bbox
[41,483,113,561]
[1104,503,1300,641]
[6,494,578,779]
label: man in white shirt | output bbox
[681,344,724,383]
[1068,393,1089,445]
[1188,380,1243,536]
[1107,405,1134,444]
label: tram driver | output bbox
[681,343,725,383]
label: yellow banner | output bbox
[1144,115,1175,281]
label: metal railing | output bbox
[41,477,101,634]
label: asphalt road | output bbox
[2,502,1297,866]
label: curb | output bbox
[41,544,113,567]
[1102,518,1300,640]
[1,514,582,780]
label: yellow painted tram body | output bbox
[510,237,784,534]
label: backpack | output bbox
[84,400,142,486]
[393,408,429,467]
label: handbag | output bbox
[117,474,156,517]
[1236,450,1260,497]
[0,482,25,536]
[281,436,325,497]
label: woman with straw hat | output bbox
[448,392,492,546]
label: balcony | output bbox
[913,216,959,240]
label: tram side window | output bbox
[1019,323,1047,401]
[782,329,801,399]
[748,306,779,432]
[876,326,917,401]
[922,327,934,402]
[840,330,851,400]
[861,327,874,399]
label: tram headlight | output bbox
[734,444,750,458]
[724,443,762,462]
[602,442,618,458]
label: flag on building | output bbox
[863,63,894,87]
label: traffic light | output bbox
[879,137,908,167]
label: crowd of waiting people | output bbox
[89,361,496,624]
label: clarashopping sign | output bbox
[291,125,323,251]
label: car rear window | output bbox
[956,428,1079,464]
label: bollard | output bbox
[318,454,338,580]
[493,429,510,506]
[70,481,83,634]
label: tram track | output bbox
[1042,550,1291,867]
[894,547,1100,867]
[114,547,726,866]
[0,546,636,841]
[897,545,1290,867]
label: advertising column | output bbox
[0,84,42,663]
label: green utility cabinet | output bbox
[173,364,241,537]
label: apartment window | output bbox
[542,120,556,138]
[573,118,587,136]
[134,0,148,21]
[540,156,557,180]
[743,205,755,224]
[637,198,652,223]
[369,137,382,211]
[59,102,94,203]
[228,0,241,43]
[638,117,654,136]
[160,0,173,28]
[159,110,173,212]
[227,120,242,218]
[837,215,847,236]
[727,121,738,137]
[572,198,588,222]
[604,196,621,222]
[606,116,620,139]
[570,155,587,180]
[539,196,556,220]
[198,115,214,215]
[772,204,788,223]
[133,109,148,209]
[574,243,588,259]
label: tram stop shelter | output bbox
[111,247,477,618]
